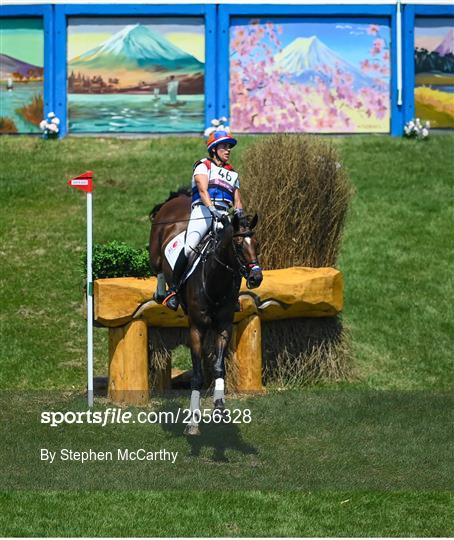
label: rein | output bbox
[200,223,254,307]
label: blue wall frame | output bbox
[402,4,454,126]
[0,4,54,124]
[53,3,217,136]
[218,4,402,136]
[2,4,453,137]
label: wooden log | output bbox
[108,319,149,405]
[94,267,343,328]
[232,314,264,393]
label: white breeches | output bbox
[184,204,213,257]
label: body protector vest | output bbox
[191,158,239,209]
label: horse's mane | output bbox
[149,186,191,221]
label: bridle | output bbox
[232,229,259,279]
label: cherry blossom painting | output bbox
[230,19,390,133]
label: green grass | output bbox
[1,134,453,536]
[336,135,454,390]
[1,491,452,537]
[2,390,452,491]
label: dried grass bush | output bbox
[240,134,353,269]
[239,134,354,386]
[148,327,188,392]
[262,318,353,386]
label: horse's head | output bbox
[232,212,263,289]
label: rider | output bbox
[163,118,244,310]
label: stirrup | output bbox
[162,290,179,311]
[153,291,167,305]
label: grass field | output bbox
[1,134,453,536]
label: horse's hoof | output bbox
[184,424,200,436]
[213,400,228,422]
[213,399,225,411]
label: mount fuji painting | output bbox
[230,19,391,133]
[274,36,381,91]
[67,17,205,133]
[414,19,453,128]
[70,24,203,73]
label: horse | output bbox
[149,189,263,435]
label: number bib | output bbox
[209,164,239,189]
[207,164,239,206]
[192,159,239,207]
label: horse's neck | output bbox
[203,241,236,297]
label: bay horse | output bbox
[149,189,263,435]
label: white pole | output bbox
[396,0,403,106]
[86,191,94,407]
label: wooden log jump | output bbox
[93,267,343,404]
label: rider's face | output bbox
[215,143,232,163]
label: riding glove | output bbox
[208,205,223,220]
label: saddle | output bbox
[164,230,214,285]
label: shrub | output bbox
[239,134,353,269]
[81,241,151,280]
[239,134,354,385]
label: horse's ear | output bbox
[249,213,258,229]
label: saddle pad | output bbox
[164,231,185,270]
[164,232,212,283]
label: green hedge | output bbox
[81,241,152,280]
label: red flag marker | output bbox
[67,171,93,193]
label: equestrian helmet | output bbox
[206,128,237,151]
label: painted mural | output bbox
[415,18,454,128]
[230,18,390,133]
[67,17,205,133]
[0,18,44,134]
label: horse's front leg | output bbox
[184,324,205,436]
[213,323,233,413]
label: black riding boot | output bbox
[163,250,188,311]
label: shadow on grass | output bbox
[156,395,258,463]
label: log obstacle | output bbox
[93,267,343,404]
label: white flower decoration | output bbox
[204,126,217,137]
[404,118,430,141]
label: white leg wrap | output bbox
[213,378,225,402]
[189,390,201,425]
